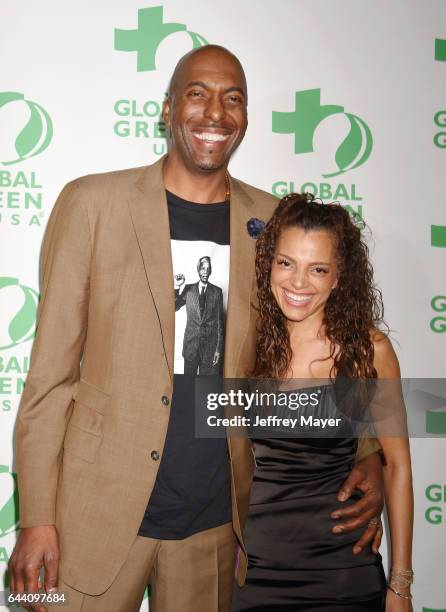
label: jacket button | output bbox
[151,450,160,461]
[161,395,170,406]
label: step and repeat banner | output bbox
[1,1,445,610]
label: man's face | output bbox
[164,49,248,172]
[198,260,211,282]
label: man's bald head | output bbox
[168,45,247,100]
[163,44,248,173]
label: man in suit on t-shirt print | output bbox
[174,255,224,375]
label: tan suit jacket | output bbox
[16,157,378,595]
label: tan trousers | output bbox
[48,522,236,612]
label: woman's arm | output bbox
[373,332,414,606]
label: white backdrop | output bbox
[1,1,445,610]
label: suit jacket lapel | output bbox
[224,176,256,378]
[127,158,175,380]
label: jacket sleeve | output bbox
[16,179,92,527]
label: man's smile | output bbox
[193,131,230,142]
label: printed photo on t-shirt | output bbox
[171,239,229,376]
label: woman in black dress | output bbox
[231,195,413,612]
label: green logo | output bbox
[0,92,53,166]
[426,404,446,436]
[272,89,373,178]
[434,41,446,147]
[114,6,208,72]
[0,465,19,537]
[432,225,446,247]
[425,485,446,525]
[431,295,446,334]
[434,110,446,148]
[416,384,446,435]
[432,45,446,266]
[0,277,39,350]
[423,608,446,612]
[407,383,446,437]
[435,38,446,62]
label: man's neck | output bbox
[163,154,228,204]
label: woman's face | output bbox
[270,226,339,326]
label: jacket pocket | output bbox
[63,380,110,463]
[72,379,110,415]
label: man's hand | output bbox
[331,451,384,555]
[174,274,185,290]
[8,525,60,612]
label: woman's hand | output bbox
[385,587,413,612]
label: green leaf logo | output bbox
[0,465,19,538]
[327,113,373,178]
[0,92,53,166]
[0,277,39,350]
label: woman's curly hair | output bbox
[253,193,386,380]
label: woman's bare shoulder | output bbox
[370,329,400,378]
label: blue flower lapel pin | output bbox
[247,217,266,238]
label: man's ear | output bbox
[163,98,171,128]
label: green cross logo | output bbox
[426,401,446,435]
[114,6,208,72]
[431,225,446,247]
[435,38,446,61]
[0,465,19,537]
[0,92,53,166]
[0,277,39,351]
[272,89,373,178]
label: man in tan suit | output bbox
[9,45,383,612]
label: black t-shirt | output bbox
[138,190,232,539]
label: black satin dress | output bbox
[231,385,386,612]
